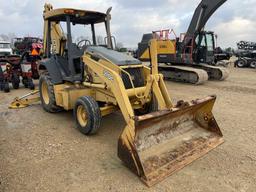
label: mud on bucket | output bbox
[118,96,224,187]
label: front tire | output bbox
[74,96,101,135]
[39,72,62,113]
[3,82,10,93]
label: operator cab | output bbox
[43,7,113,83]
[43,7,141,83]
[194,31,215,64]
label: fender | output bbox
[39,56,63,84]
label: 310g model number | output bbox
[103,70,114,81]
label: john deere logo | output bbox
[103,70,114,81]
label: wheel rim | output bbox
[77,105,88,127]
[41,81,50,105]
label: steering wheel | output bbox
[77,39,91,49]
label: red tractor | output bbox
[13,37,43,55]
[0,55,22,92]
[0,38,42,92]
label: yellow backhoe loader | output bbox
[10,4,224,186]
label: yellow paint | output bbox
[140,39,176,60]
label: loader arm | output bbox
[83,54,135,126]
[83,53,146,175]
[82,39,173,128]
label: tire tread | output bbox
[74,96,101,135]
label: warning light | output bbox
[64,9,75,14]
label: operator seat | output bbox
[68,43,85,74]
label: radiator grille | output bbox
[121,68,145,89]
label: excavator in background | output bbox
[10,4,224,186]
[137,0,229,84]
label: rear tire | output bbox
[74,96,101,135]
[11,73,20,89]
[27,78,35,90]
[39,72,63,113]
[0,68,4,90]
[22,77,29,88]
[0,80,4,91]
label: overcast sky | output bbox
[0,0,255,48]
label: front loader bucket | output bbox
[118,96,223,187]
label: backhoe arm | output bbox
[43,3,67,56]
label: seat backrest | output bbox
[68,43,84,74]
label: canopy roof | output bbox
[44,8,107,24]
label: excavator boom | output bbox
[187,0,227,36]
[43,4,67,57]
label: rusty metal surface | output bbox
[118,96,224,187]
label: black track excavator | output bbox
[137,0,229,84]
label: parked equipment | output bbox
[235,51,256,68]
[0,41,13,56]
[11,4,224,186]
[137,0,229,84]
[0,37,42,92]
[0,55,21,92]
[235,41,256,68]
[237,41,256,51]
[13,37,43,56]
[0,53,38,92]
[214,47,231,63]
[14,36,42,79]
[214,47,232,67]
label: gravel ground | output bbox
[0,64,256,192]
